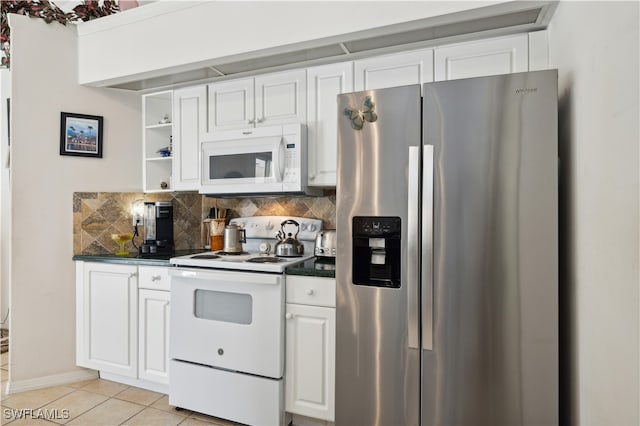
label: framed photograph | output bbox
[59,112,103,158]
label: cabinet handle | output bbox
[129,273,137,278]
[285,313,293,320]
[306,289,315,296]
[151,275,162,281]
[256,117,264,124]
[247,119,255,124]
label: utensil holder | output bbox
[210,218,226,251]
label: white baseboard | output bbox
[290,413,334,426]
[7,368,98,394]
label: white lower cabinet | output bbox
[285,276,336,422]
[76,262,170,392]
[76,262,138,378]
[138,289,170,385]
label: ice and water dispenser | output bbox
[352,216,401,288]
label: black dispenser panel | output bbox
[352,216,401,288]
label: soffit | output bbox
[97,1,557,91]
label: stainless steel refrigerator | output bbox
[336,70,558,426]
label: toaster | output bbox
[314,230,337,258]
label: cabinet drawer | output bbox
[286,276,335,308]
[138,266,170,291]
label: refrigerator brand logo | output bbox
[515,87,538,94]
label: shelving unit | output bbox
[143,91,173,192]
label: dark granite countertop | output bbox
[286,257,336,278]
[74,251,336,277]
[72,249,206,267]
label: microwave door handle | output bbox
[273,138,284,182]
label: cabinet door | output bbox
[307,62,353,187]
[285,303,335,421]
[354,49,434,91]
[208,78,255,131]
[76,262,137,378]
[255,69,306,127]
[138,289,170,385]
[173,85,207,191]
[434,33,529,81]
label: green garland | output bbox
[0,0,120,68]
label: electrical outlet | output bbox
[130,199,145,227]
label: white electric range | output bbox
[170,216,320,272]
[168,216,322,426]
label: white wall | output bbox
[548,2,639,425]
[8,15,141,385]
[0,69,10,331]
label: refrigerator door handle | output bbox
[407,146,420,350]
[422,144,434,351]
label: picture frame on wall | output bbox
[59,112,103,158]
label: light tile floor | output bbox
[0,351,240,426]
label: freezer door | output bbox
[335,85,421,426]
[422,70,558,426]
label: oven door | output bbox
[200,129,285,195]
[169,268,284,379]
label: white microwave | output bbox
[200,124,322,196]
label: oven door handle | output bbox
[169,267,280,285]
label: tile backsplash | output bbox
[73,191,336,255]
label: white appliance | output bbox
[200,124,322,196]
[168,216,322,426]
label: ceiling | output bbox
[107,1,558,91]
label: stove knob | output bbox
[308,224,317,232]
[259,241,271,254]
[266,222,274,230]
[299,223,307,231]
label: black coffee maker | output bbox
[140,201,174,255]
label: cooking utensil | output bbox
[274,219,304,257]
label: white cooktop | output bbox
[170,216,322,273]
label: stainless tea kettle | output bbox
[275,219,304,257]
[223,223,246,253]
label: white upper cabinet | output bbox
[208,78,255,131]
[141,32,546,192]
[255,70,306,127]
[354,49,434,91]
[306,62,353,187]
[172,85,207,191]
[434,33,529,81]
[208,69,306,131]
